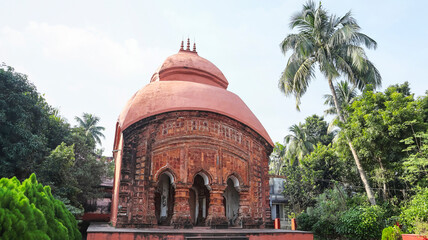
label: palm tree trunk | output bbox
[327,78,376,205]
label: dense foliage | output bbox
[0,64,70,179]
[279,0,381,205]
[0,174,81,239]
[275,1,428,239]
[399,188,428,234]
[273,81,428,239]
[0,64,110,216]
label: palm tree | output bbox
[75,113,105,145]
[269,142,287,175]
[279,1,381,205]
[284,123,314,166]
[324,81,358,118]
[324,81,358,134]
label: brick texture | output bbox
[114,111,273,228]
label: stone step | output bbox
[185,236,248,240]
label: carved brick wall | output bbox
[115,111,273,228]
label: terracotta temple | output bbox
[110,40,274,229]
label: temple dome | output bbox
[117,41,273,146]
[150,42,229,89]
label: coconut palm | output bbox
[324,81,358,118]
[279,1,381,205]
[324,81,358,134]
[75,113,105,145]
[269,142,287,175]
[284,123,314,166]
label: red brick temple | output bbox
[109,39,275,230]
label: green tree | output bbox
[0,174,81,240]
[301,143,348,194]
[324,81,359,136]
[282,163,315,212]
[301,114,333,146]
[0,64,69,179]
[75,113,105,145]
[400,187,428,233]
[279,0,381,205]
[285,123,315,165]
[66,128,105,211]
[338,83,426,200]
[401,130,428,188]
[324,81,358,119]
[269,142,286,175]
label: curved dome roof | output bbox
[150,44,228,88]
[118,42,273,146]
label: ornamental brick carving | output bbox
[113,111,272,228]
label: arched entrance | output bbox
[224,177,240,226]
[189,174,210,226]
[155,172,175,225]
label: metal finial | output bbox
[193,42,196,52]
[180,40,184,50]
[186,38,190,50]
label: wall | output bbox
[114,111,273,228]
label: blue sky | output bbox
[1,1,427,154]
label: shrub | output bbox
[381,225,402,240]
[0,174,81,240]
[336,205,386,240]
[414,220,428,237]
[400,187,428,233]
[296,211,318,231]
[296,186,348,240]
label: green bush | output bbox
[336,205,386,240]
[296,211,318,231]
[381,225,402,240]
[0,174,81,240]
[296,186,349,240]
[400,187,428,233]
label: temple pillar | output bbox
[145,184,157,227]
[171,184,192,228]
[238,187,253,228]
[206,184,228,228]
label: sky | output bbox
[1,1,427,155]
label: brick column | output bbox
[206,184,228,228]
[171,184,192,228]
[238,187,254,228]
[145,184,157,227]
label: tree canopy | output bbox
[0,64,109,216]
[279,0,381,205]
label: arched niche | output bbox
[154,166,177,187]
[155,172,175,226]
[194,171,211,191]
[224,175,241,226]
[228,175,240,189]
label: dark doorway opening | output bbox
[189,174,210,226]
[155,173,175,225]
[224,178,240,226]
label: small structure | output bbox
[269,176,289,229]
[82,177,113,222]
[110,40,274,229]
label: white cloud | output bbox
[0,22,174,153]
[0,22,166,77]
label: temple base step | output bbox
[185,236,248,240]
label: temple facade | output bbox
[110,40,274,229]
